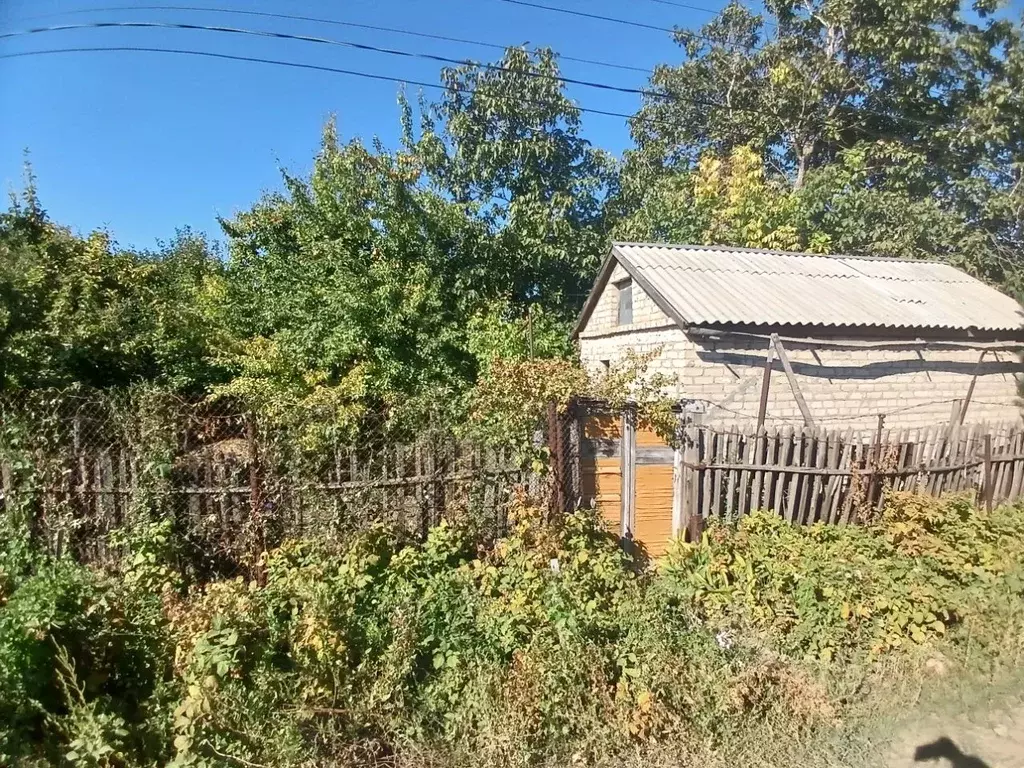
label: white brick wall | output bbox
[578,264,673,338]
[577,273,1024,432]
[676,337,1023,431]
[580,328,690,383]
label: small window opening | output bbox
[616,278,633,326]
[600,359,611,373]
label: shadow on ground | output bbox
[914,737,990,768]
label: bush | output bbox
[0,556,170,765]
[659,494,1024,661]
[2,494,1022,767]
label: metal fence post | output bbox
[246,412,266,583]
[866,413,885,513]
[567,399,581,511]
[432,436,447,530]
[546,400,566,519]
[671,407,685,538]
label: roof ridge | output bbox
[610,241,944,265]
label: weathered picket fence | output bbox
[675,421,1024,529]
[0,392,530,566]
[570,400,1024,555]
[5,390,1023,565]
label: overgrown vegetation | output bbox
[4,4,1024,761]
[1,494,1021,766]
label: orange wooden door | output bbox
[579,412,622,535]
[578,411,677,556]
[633,422,675,556]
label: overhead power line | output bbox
[497,0,764,51]
[629,0,778,28]
[17,4,652,74]
[636,0,722,11]
[0,45,671,125]
[499,0,674,33]
[1,19,794,125]
[0,20,667,100]
[0,18,942,131]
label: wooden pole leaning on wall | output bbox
[771,334,816,428]
[943,399,963,447]
[958,351,987,425]
[756,339,775,432]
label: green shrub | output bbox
[659,494,1024,661]
[2,495,1022,767]
[0,555,170,765]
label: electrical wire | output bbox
[14,4,653,75]
[625,0,778,28]
[492,0,943,132]
[0,20,945,133]
[499,1,953,131]
[497,0,764,51]
[633,0,724,13]
[499,0,674,34]
[0,20,670,101]
[1,19,823,131]
[6,1,964,141]
[0,45,671,125]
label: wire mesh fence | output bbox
[9,388,1013,570]
[0,389,543,571]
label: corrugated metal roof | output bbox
[603,243,1024,333]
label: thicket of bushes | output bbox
[2,494,1023,767]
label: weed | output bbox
[0,495,1022,767]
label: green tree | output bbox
[222,122,487,429]
[615,142,1010,291]
[222,50,607,429]
[0,182,229,391]
[404,47,615,319]
[631,0,1023,186]
[619,0,1024,291]
[616,145,829,251]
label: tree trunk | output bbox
[794,142,814,189]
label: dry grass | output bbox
[701,611,1024,768]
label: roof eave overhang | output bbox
[687,322,1024,345]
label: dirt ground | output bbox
[880,702,1024,768]
[762,668,1024,768]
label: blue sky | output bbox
[0,0,727,250]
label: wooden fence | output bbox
[676,419,1024,529]
[6,390,1024,565]
[0,397,529,565]
[571,401,1024,555]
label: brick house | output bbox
[573,243,1024,430]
